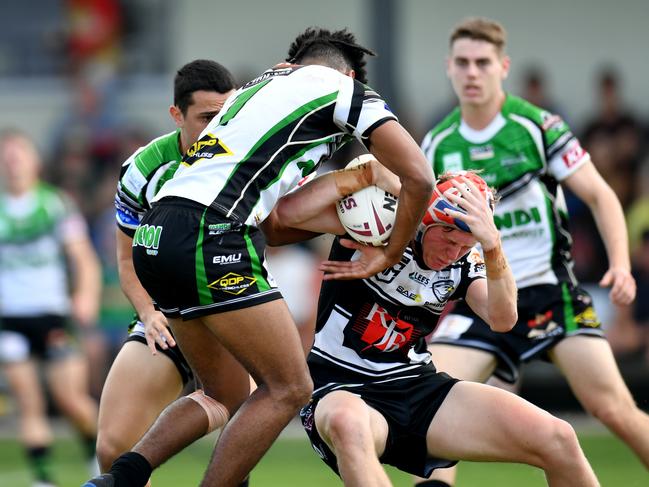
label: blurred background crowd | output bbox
[0,0,648,414]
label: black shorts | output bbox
[125,320,194,385]
[430,283,605,383]
[132,197,283,320]
[300,361,459,478]
[0,315,77,363]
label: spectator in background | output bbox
[0,129,102,487]
[519,65,565,122]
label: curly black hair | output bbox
[286,27,375,84]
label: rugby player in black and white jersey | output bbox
[84,27,433,487]
[272,164,599,486]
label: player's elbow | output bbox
[488,307,517,333]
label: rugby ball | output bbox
[336,155,399,246]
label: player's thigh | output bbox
[168,316,250,412]
[315,390,389,457]
[198,299,309,389]
[97,341,184,442]
[426,381,563,465]
[2,359,46,413]
[428,344,496,382]
[549,335,635,409]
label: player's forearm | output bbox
[383,177,432,264]
[116,229,157,320]
[68,240,102,323]
[484,242,517,332]
[589,185,632,271]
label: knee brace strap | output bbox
[187,390,230,434]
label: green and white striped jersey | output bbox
[421,94,590,288]
[115,130,182,236]
[154,64,397,225]
[0,184,88,316]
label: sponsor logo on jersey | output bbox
[494,208,542,229]
[242,66,293,89]
[396,286,422,303]
[408,271,430,286]
[212,253,242,265]
[183,134,233,166]
[208,272,257,295]
[442,153,463,172]
[359,303,414,352]
[469,145,495,161]
[501,154,528,167]
[133,224,163,255]
[374,254,410,283]
[432,280,455,302]
[541,112,566,132]
[562,141,586,168]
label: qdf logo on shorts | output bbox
[208,272,257,295]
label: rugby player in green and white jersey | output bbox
[85,27,433,487]
[415,17,648,487]
[0,129,102,487]
[95,60,241,484]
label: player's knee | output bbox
[322,406,364,446]
[538,418,581,468]
[95,432,124,471]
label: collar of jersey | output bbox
[459,112,506,144]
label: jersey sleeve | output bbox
[449,248,486,300]
[541,111,591,181]
[333,77,398,145]
[115,154,148,237]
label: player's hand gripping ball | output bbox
[336,154,399,246]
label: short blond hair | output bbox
[450,17,507,55]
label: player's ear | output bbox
[501,55,511,80]
[169,105,183,127]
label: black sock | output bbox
[109,452,152,487]
[415,481,452,487]
[238,475,250,487]
[26,445,55,483]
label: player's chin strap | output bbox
[187,389,230,434]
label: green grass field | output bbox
[0,431,646,486]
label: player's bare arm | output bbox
[115,228,175,353]
[563,160,636,305]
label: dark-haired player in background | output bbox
[95,60,238,481]
[84,26,433,487]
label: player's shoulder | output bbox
[36,182,77,214]
[124,130,181,168]
[421,107,461,154]
[503,94,570,133]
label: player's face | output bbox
[447,38,509,108]
[0,135,40,193]
[174,89,235,153]
[421,225,476,271]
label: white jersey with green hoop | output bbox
[421,94,590,288]
[153,64,397,225]
[115,130,182,236]
[0,184,89,316]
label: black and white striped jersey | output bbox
[153,64,397,225]
[310,238,486,378]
